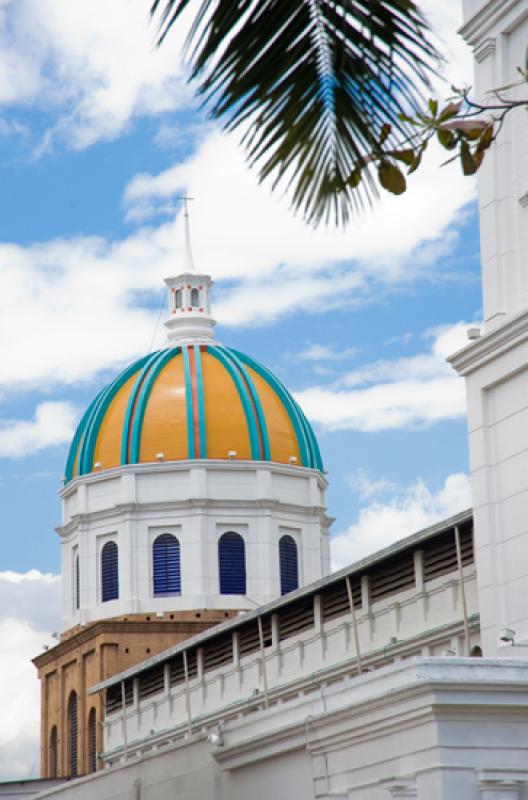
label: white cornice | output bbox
[448,308,528,375]
[56,499,328,536]
[459,0,520,46]
[60,459,328,498]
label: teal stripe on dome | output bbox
[206,345,261,460]
[129,348,180,463]
[182,345,195,459]
[219,346,270,461]
[194,345,207,459]
[120,351,163,465]
[230,349,321,470]
[79,354,153,476]
[64,389,104,482]
[295,399,324,472]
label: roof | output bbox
[65,344,322,483]
[90,507,473,694]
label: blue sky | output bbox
[0,0,483,778]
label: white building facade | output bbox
[450,0,528,657]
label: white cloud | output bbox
[299,344,360,362]
[294,322,470,432]
[347,468,398,499]
[0,402,77,457]
[0,0,192,150]
[0,571,60,779]
[331,472,472,569]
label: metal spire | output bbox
[180,194,195,273]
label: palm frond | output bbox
[151,0,441,225]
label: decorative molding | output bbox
[475,37,496,62]
[476,769,528,798]
[380,777,417,798]
[448,308,528,376]
[459,0,519,47]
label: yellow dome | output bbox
[65,344,322,481]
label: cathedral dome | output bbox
[65,343,322,482]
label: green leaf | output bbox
[476,123,494,153]
[379,123,392,145]
[388,148,416,166]
[428,98,438,117]
[347,166,363,188]
[378,162,407,194]
[438,101,461,122]
[151,0,441,225]
[408,140,428,174]
[460,140,477,175]
[437,127,456,149]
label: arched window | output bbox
[153,534,181,596]
[219,532,246,594]
[279,535,299,595]
[49,725,58,778]
[75,553,80,611]
[67,691,78,778]
[87,707,97,773]
[175,289,182,309]
[190,287,200,307]
[101,541,119,602]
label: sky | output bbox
[0,0,481,780]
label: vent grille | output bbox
[423,525,474,583]
[138,664,165,700]
[203,633,233,672]
[105,679,133,714]
[321,578,361,622]
[169,650,198,686]
[279,597,314,641]
[239,617,272,657]
[369,552,415,602]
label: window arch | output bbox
[279,535,299,595]
[219,532,246,594]
[190,287,200,307]
[87,707,97,773]
[75,553,80,611]
[49,725,58,778]
[101,541,119,602]
[175,289,182,309]
[67,691,78,778]
[153,534,181,596]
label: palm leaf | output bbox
[151,0,440,225]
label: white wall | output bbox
[59,461,330,631]
[453,0,528,658]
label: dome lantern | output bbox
[164,195,216,345]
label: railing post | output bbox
[346,576,363,675]
[454,525,470,656]
[182,651,193,737]
[257,617,270,707]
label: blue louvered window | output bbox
[219,532,246,595]
[75,553,80,610]
[153,534,181,596]
[67,691,78,778]
[101,541,119,602]
[279,535,299,595]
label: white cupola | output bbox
[164,196,216,345]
